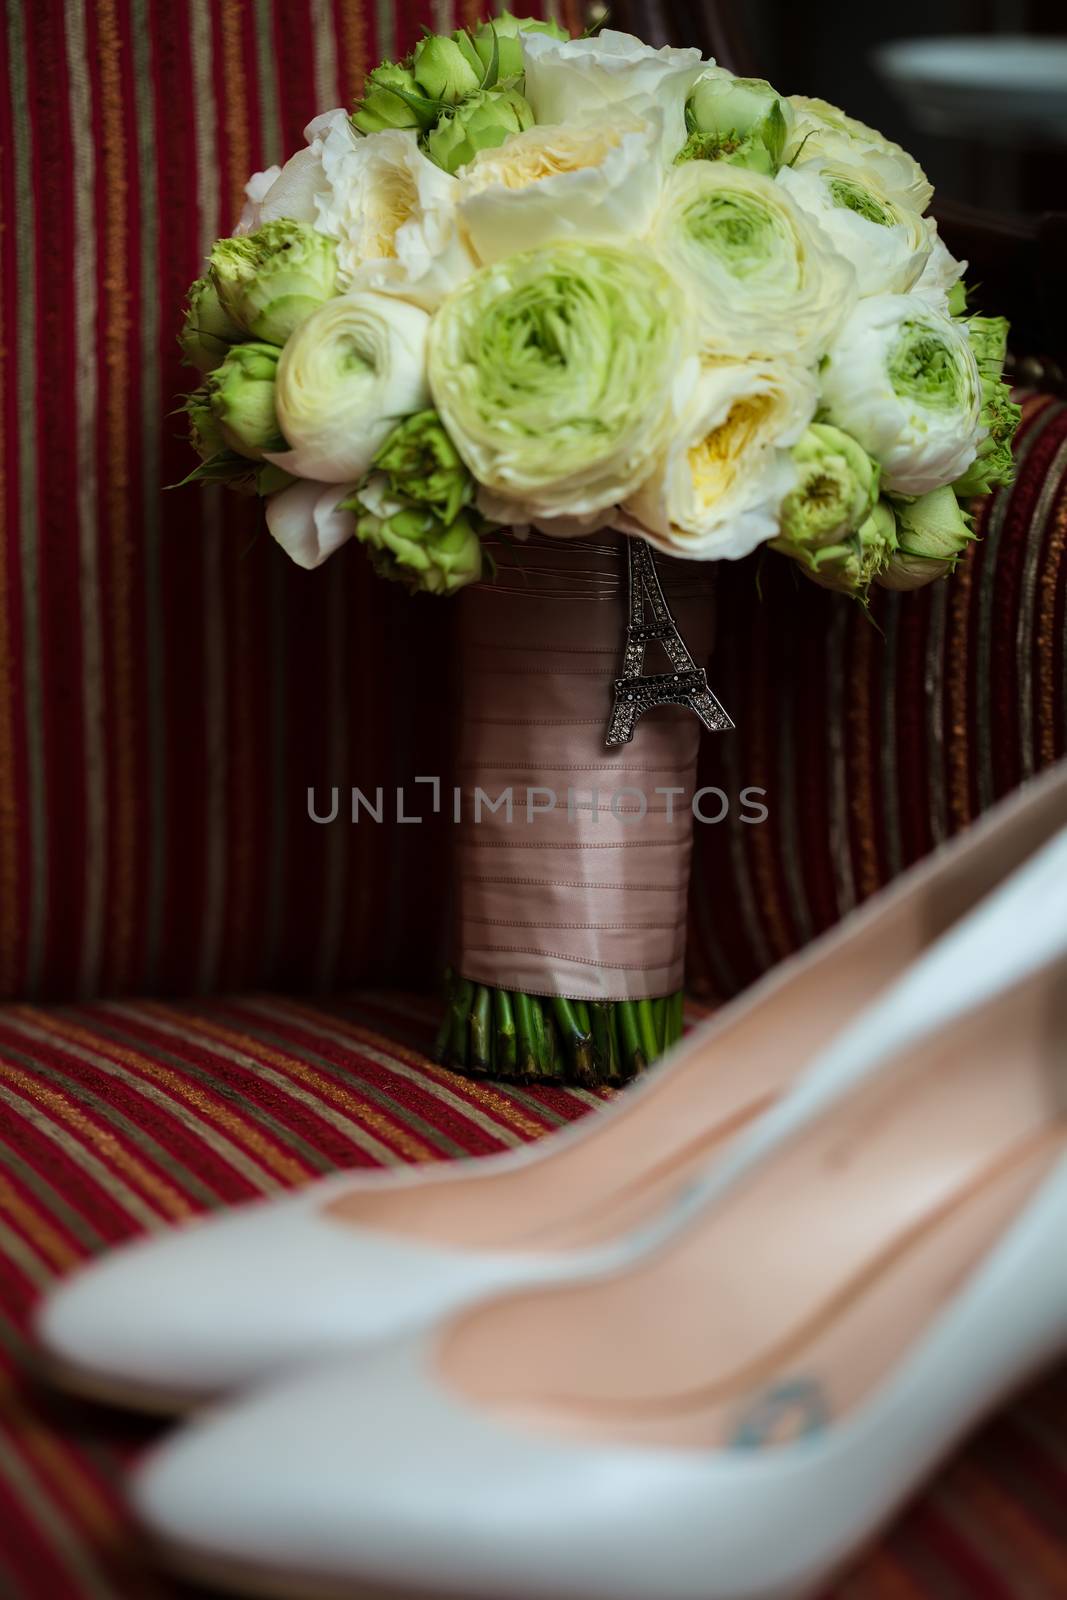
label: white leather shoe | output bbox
[36,764,1067,1413]
[131,825,1067,1600]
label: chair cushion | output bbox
[0,991,1063,1598]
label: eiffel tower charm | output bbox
[605,540,734,747]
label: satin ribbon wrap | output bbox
[454,533,716,1002]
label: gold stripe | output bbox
[339,0,369,107]
[0,1050,189,1222]
[1036,476,1067,768]
[260,996,559,1142]
[98,0,137,987]
[0,1073,158,1230]
[138,1002,440,1164]
[221,0,252,223]
[19,1011,308,1190]
[104,998,411,1165]
[0,1174,79,1272]
[65,0,108,998]
[0,1426,118,1600]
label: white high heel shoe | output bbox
[131,823,1067,1600]
[36,764,1067,1413]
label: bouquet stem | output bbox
[434,971,685,1086]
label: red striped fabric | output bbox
[0,990,1063,1600]
[687,394,1067,1000]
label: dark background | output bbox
[727,0,1066,215]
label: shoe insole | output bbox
[437,963,1065,1451]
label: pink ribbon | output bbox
[453,533,717,1001]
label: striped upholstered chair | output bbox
[0,4,1064,1597]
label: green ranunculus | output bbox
[772,425,880,567]
[205,341,285,460]
[679,73,789,174]
[876,486,974,590]
[424,86,534,175]
[374,410,474,526]
[801,498,898,597]
[413,35,481,103]
[341,474,484,596]
[966,315,1009,383]
[209,220,338,346]
[951,315,1019,496]
[180,276,244,374]
[428,241,684,521]
[456,12,570,83]
[185,387,227,461]
[351,61,423,134]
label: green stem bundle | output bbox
[434,971,685,1087]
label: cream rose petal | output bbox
[314,125,474,308]
[265,479,358,570]
[621,359,818,560]
[521,29,704,160]
[457,111,665,265]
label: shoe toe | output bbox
[36,1197,500,1406]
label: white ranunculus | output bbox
[910,217,967,313]
[520,29,703,160]
[457,109,664,265]
[821,294,985,494]
[265,478,358,569]
[314,124,475,309]
[651,160,855,363]
[776,156,930,295]
[621,359,818,560]
[267,292,430,483]
[785,96,932,212]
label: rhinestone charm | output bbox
[605,540,734,747]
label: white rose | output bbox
[265,478,358,570]
[910,218,967,313]
[266,292,430,483]
[650,160,856,363]
[786,96,932,212]
[314,125,475,309]
[457,110,664,265]
[520,29,704,159]
[776,156,930,295]
[235,110,350,234]
[821,294,985,494]
[621,359,817,560]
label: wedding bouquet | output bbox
[179,17,1019,1084]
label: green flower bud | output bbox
[413,35,481,104]
[352,61,422,134]
[800,498,898,597]
[375,410,474,527]
[205,341,285,460]
[877,486,974,590]
[185,386,228,461]
[949,315,1019,496]
[966,315,1009,383]
[424,86,534,176]
[458,13,570,83]
[209,220,338,346]
[773,424,880,565]
[342,475,484,596]
[180,276,244,374]
[680,74,790,175]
